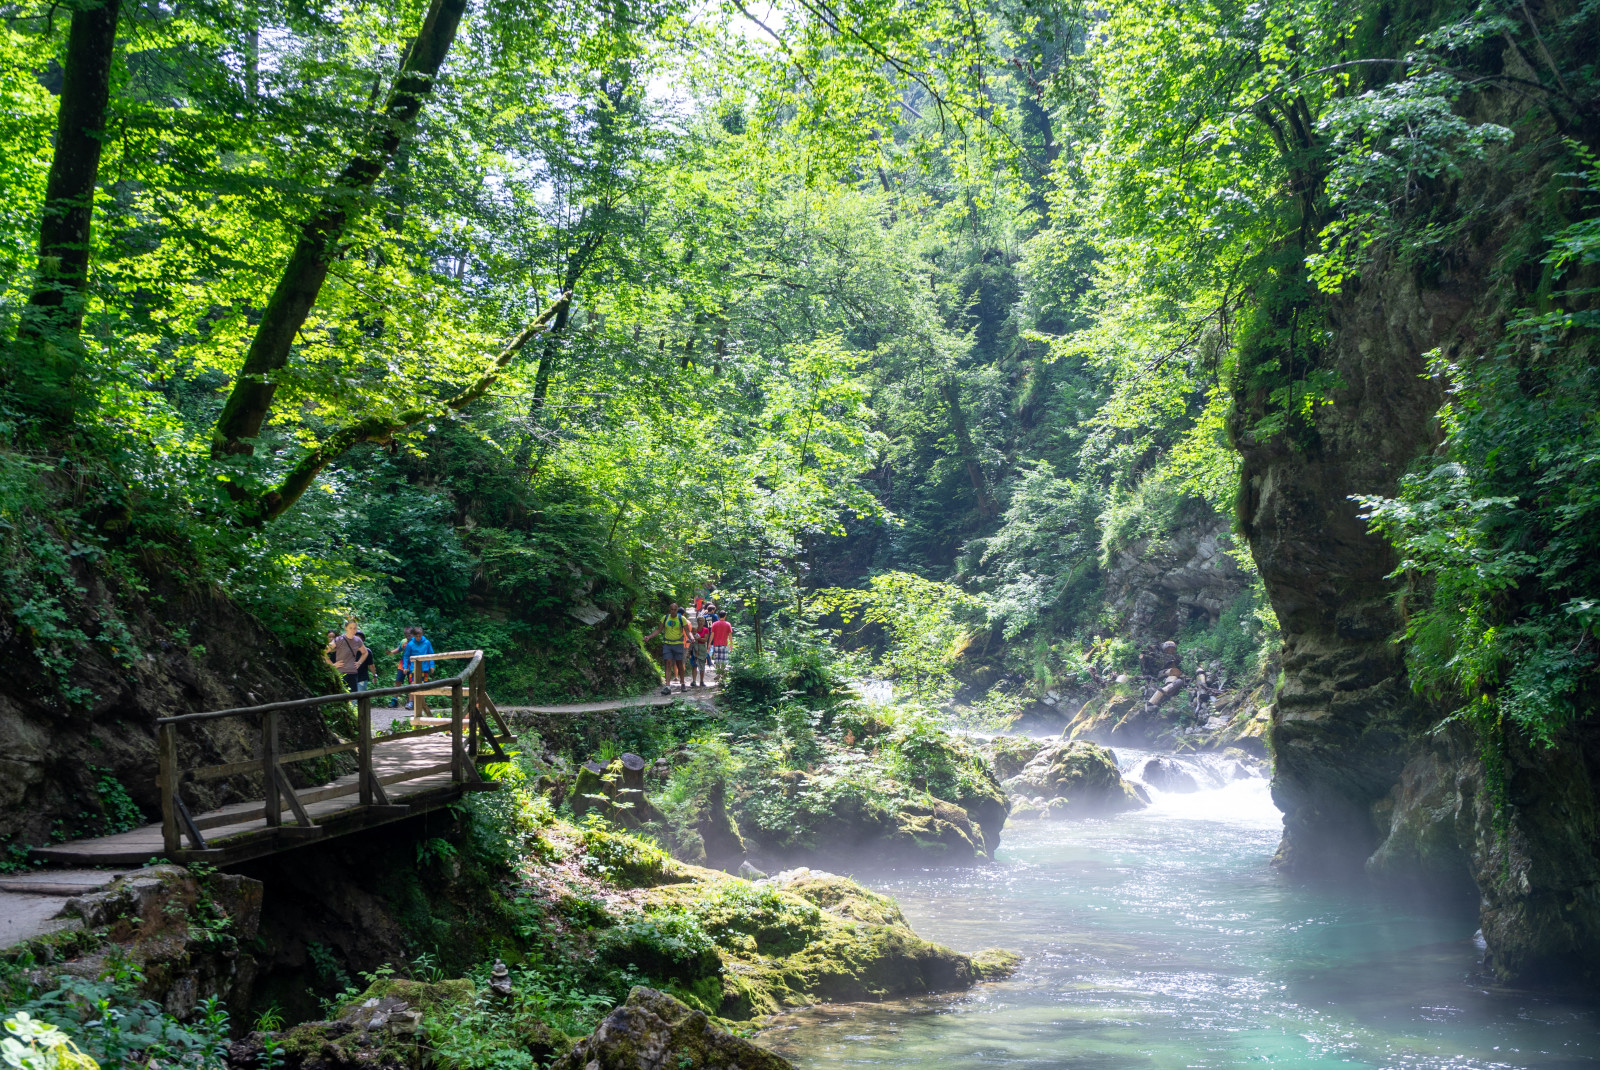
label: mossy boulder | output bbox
[1002,741,1148,818]
[780,872,907,927]
[884,723,1012,855]
[641,871,1016,1020]
[581,825,684,887]
[971,947,1023,980]
[1063,688,1155,743]
[735,769,987,864]
[235,979,475,1070]
[981,736,1045,781]
[552,987,793,1070]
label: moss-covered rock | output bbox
[235,979,471,1070]
[1003,741,1148,818]
[735,768,988,864]
[779,872,907,927]
[552,987,793,1070]
[639,870,1013,1020]
[883,720,1012,855]
[580,825,685,887]
[981,736,1045,781]
[970,947,1023,980]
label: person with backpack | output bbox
[643,602,692,695]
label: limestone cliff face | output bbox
[1235,57,1600,981]
[1102,506,1249,642]
[0,574,329,853]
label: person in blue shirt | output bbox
[389,627,437,710]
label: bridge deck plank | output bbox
[32,736,474,867]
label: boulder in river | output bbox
[1136,756,1200,793]
[735,769,989,864]
[1003,741,1148,818]
[982,736,1045,780]
[553,987,793,1070]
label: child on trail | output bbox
[690,617,712,689]
[643,602,691,695]
[709,612,732,686]
[327,618,371,693]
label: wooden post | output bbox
[158,723,179,857]
[450,679,465,784]
[263,708,281,826]
[357,693,373,806]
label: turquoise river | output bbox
[764,750,1598,1070]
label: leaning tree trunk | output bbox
[940,377,994,517]
[9,0,121,424]
[211,0,468,458]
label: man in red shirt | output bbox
[708,611,732,686]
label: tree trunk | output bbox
[531,298,573,406]
[211,0,468,458]
[10,0,121,422]
[940,377,994,516]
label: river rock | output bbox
[1136,756,1199,793]
[553,986,794,1070]
[982,736,1044,781]
[735,769,989,864]
[1003,741,1147,818]
[1006,797,1045,821]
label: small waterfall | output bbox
[1114,747,1279,828]
[855,679,894,703]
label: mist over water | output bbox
[764,749,1599,1069]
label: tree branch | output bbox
[251,292,571,524]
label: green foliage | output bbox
[883,710,994,803]
[1357,154,1600,756]
[596,911,720,983]
[1176,586,1280,685]
[579,825,676,888]
[6,974,230,1069]
[810,572,984,701]
[88,768,142,837]
[685,881,824,957]
[1,1012,97,1070]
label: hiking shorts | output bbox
[662,644,685,662]
[711,645,729,668]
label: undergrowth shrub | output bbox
[688,881,824,957]
[579,825,674,887]
[597,911,720,982]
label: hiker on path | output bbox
[643,602,692,695]
[327,618,371,693]
[390,627,436,710]
[709,611,732,686]
[689,616,712,689]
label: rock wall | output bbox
[0,575,331,854]
[1103,505,1249,642]
[1234,44,1600,981]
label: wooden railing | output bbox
[155,649,515,856]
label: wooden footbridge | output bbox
[34,650,515,867]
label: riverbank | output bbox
[761,755,1600,1069]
